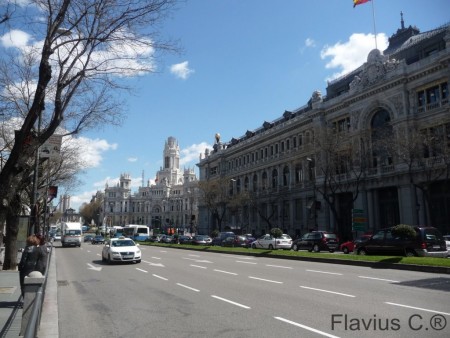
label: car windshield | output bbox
[424,228,443,240]
[324,233,337,239]
[280,234,291,239]
[112,240,135,247]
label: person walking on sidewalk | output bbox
[18,235,48,297]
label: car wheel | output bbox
[268,244,274,250]
[313,244,320,252]
[251,243,256,249]
[136,259,141,263]
[357,248,367,256]
[329,250,335,253]
[405,249,417,257]
[343,247,349,254]
[293,244,299,251]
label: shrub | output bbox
[392,224,416,238]
[270,227,283,238]
[211,229,219,238]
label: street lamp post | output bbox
[307,157,317,230]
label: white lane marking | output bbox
[300,286,355,298]
[223,255,256,260]
[190,264,207,269]
[86,263,102,271]
[182,257,213,263]
[86,250,91,253]
[306,269,342,275]
[236,260,257,265]
[152,274,168,281]
[386,302,450,316]
[249,276,283,284]
[159,250,167,253]
[188,254,200,257]
[211,295,251,309]
[176,283,200,292]
[142,260,165,267]
[136,268,148,273]
[275,317,340,338]
[358,276,399,283]
[214,269,238,276]
[266,264,293,269]
[151,256,161,260]
[96,254,101,257]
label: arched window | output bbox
[295,164,303,184]
[244,176,249,191]
[272,169,278,188]
[262,172,268,190]
[283,166,290,186]
[371,109,393,167]
[236,179,241,193]
[253,174,258,192]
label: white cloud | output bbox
[320,33,388,81]
[128,157,138,162]
[68,137,118,169]
[170,61,194,80]
[180,142,211,166]
[0,29,32,48]
[305,38,316,48]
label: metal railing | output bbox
[24,243,52,338]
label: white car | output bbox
[443,235,450,256]
[250,234,292,250]
[102,236,141,264]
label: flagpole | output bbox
[371,0,378,49]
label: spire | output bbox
[400,11,404,30]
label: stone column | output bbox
[21,271,45,335]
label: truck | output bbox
[60,222,82,247]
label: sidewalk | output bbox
[0,247,58,337]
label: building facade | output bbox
[100,137,199,233]
[197,20,450,241]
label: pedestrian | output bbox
[18,234,48,297]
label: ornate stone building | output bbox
[197,19,450,240]
[100,137,199,233]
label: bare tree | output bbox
[0,0,179,269]
[313,124,367,240]
[198,177,233,232]
[386,123,450,225]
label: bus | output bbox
[122,225,150,241]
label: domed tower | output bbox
[164,136,180,171]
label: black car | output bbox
[222,235,247,247]
[211,232,235,246]
[355,226,447,257]
[84,234,94,242]
[291,231,339,252]
[91,235,105,244]
[178,235,193,244]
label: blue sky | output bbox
[2,0,449,210]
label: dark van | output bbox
[355,226,447,257]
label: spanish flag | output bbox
[353,0,370,7]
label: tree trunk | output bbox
[2,214,19,270]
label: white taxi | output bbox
[102,236,141,264]
[250,234,292,250]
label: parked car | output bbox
[222,235,247,247]
[147,235,160,242]
[84,234,94,242]
[160,235,173,243]
[355,226,447,257]
[251,234,292,250]
[443,235,450,255]
[178,235,193,244]
[192,235,212,245]
[339,234,372,254]
[91,235,105,245]
[243,235,256,248]
[211,232,235,246]
[101,236,141,264]
[291,231,339,252]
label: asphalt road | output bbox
[54,242,450,338]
